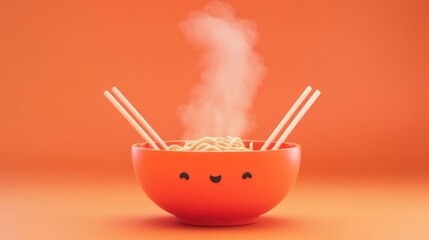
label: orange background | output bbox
[1,0,429,239]
[1,0,429,175]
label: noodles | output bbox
[168,136,254,152]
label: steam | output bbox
[178,1,266,139]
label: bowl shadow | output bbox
[114,214,305,233]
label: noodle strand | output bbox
[168,137,253,151]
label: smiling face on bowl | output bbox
[132,140,300,225]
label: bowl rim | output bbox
[132,140,301,153]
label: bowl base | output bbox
[176,216,259,227]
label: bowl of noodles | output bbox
[132,137,301,226]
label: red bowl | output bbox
[132,140,300,226]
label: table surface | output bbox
[1,173,428,240]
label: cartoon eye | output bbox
[179,172,190,180]
[242,171,252,180]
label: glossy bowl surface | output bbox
[132,140,300,226]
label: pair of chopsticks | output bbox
[104,86,320,151]
[261,86,321,150]
[104,87,168,150]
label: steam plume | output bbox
[178,1,266,139]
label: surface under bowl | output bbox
[132,140,300,226]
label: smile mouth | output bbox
[209,175,222,183]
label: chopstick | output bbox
[111,87,169,150]
[262,86,321,150]
[104,84,319,151]
[103,89,164,150]
[260,86,313,150]
[272,90,320,150]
